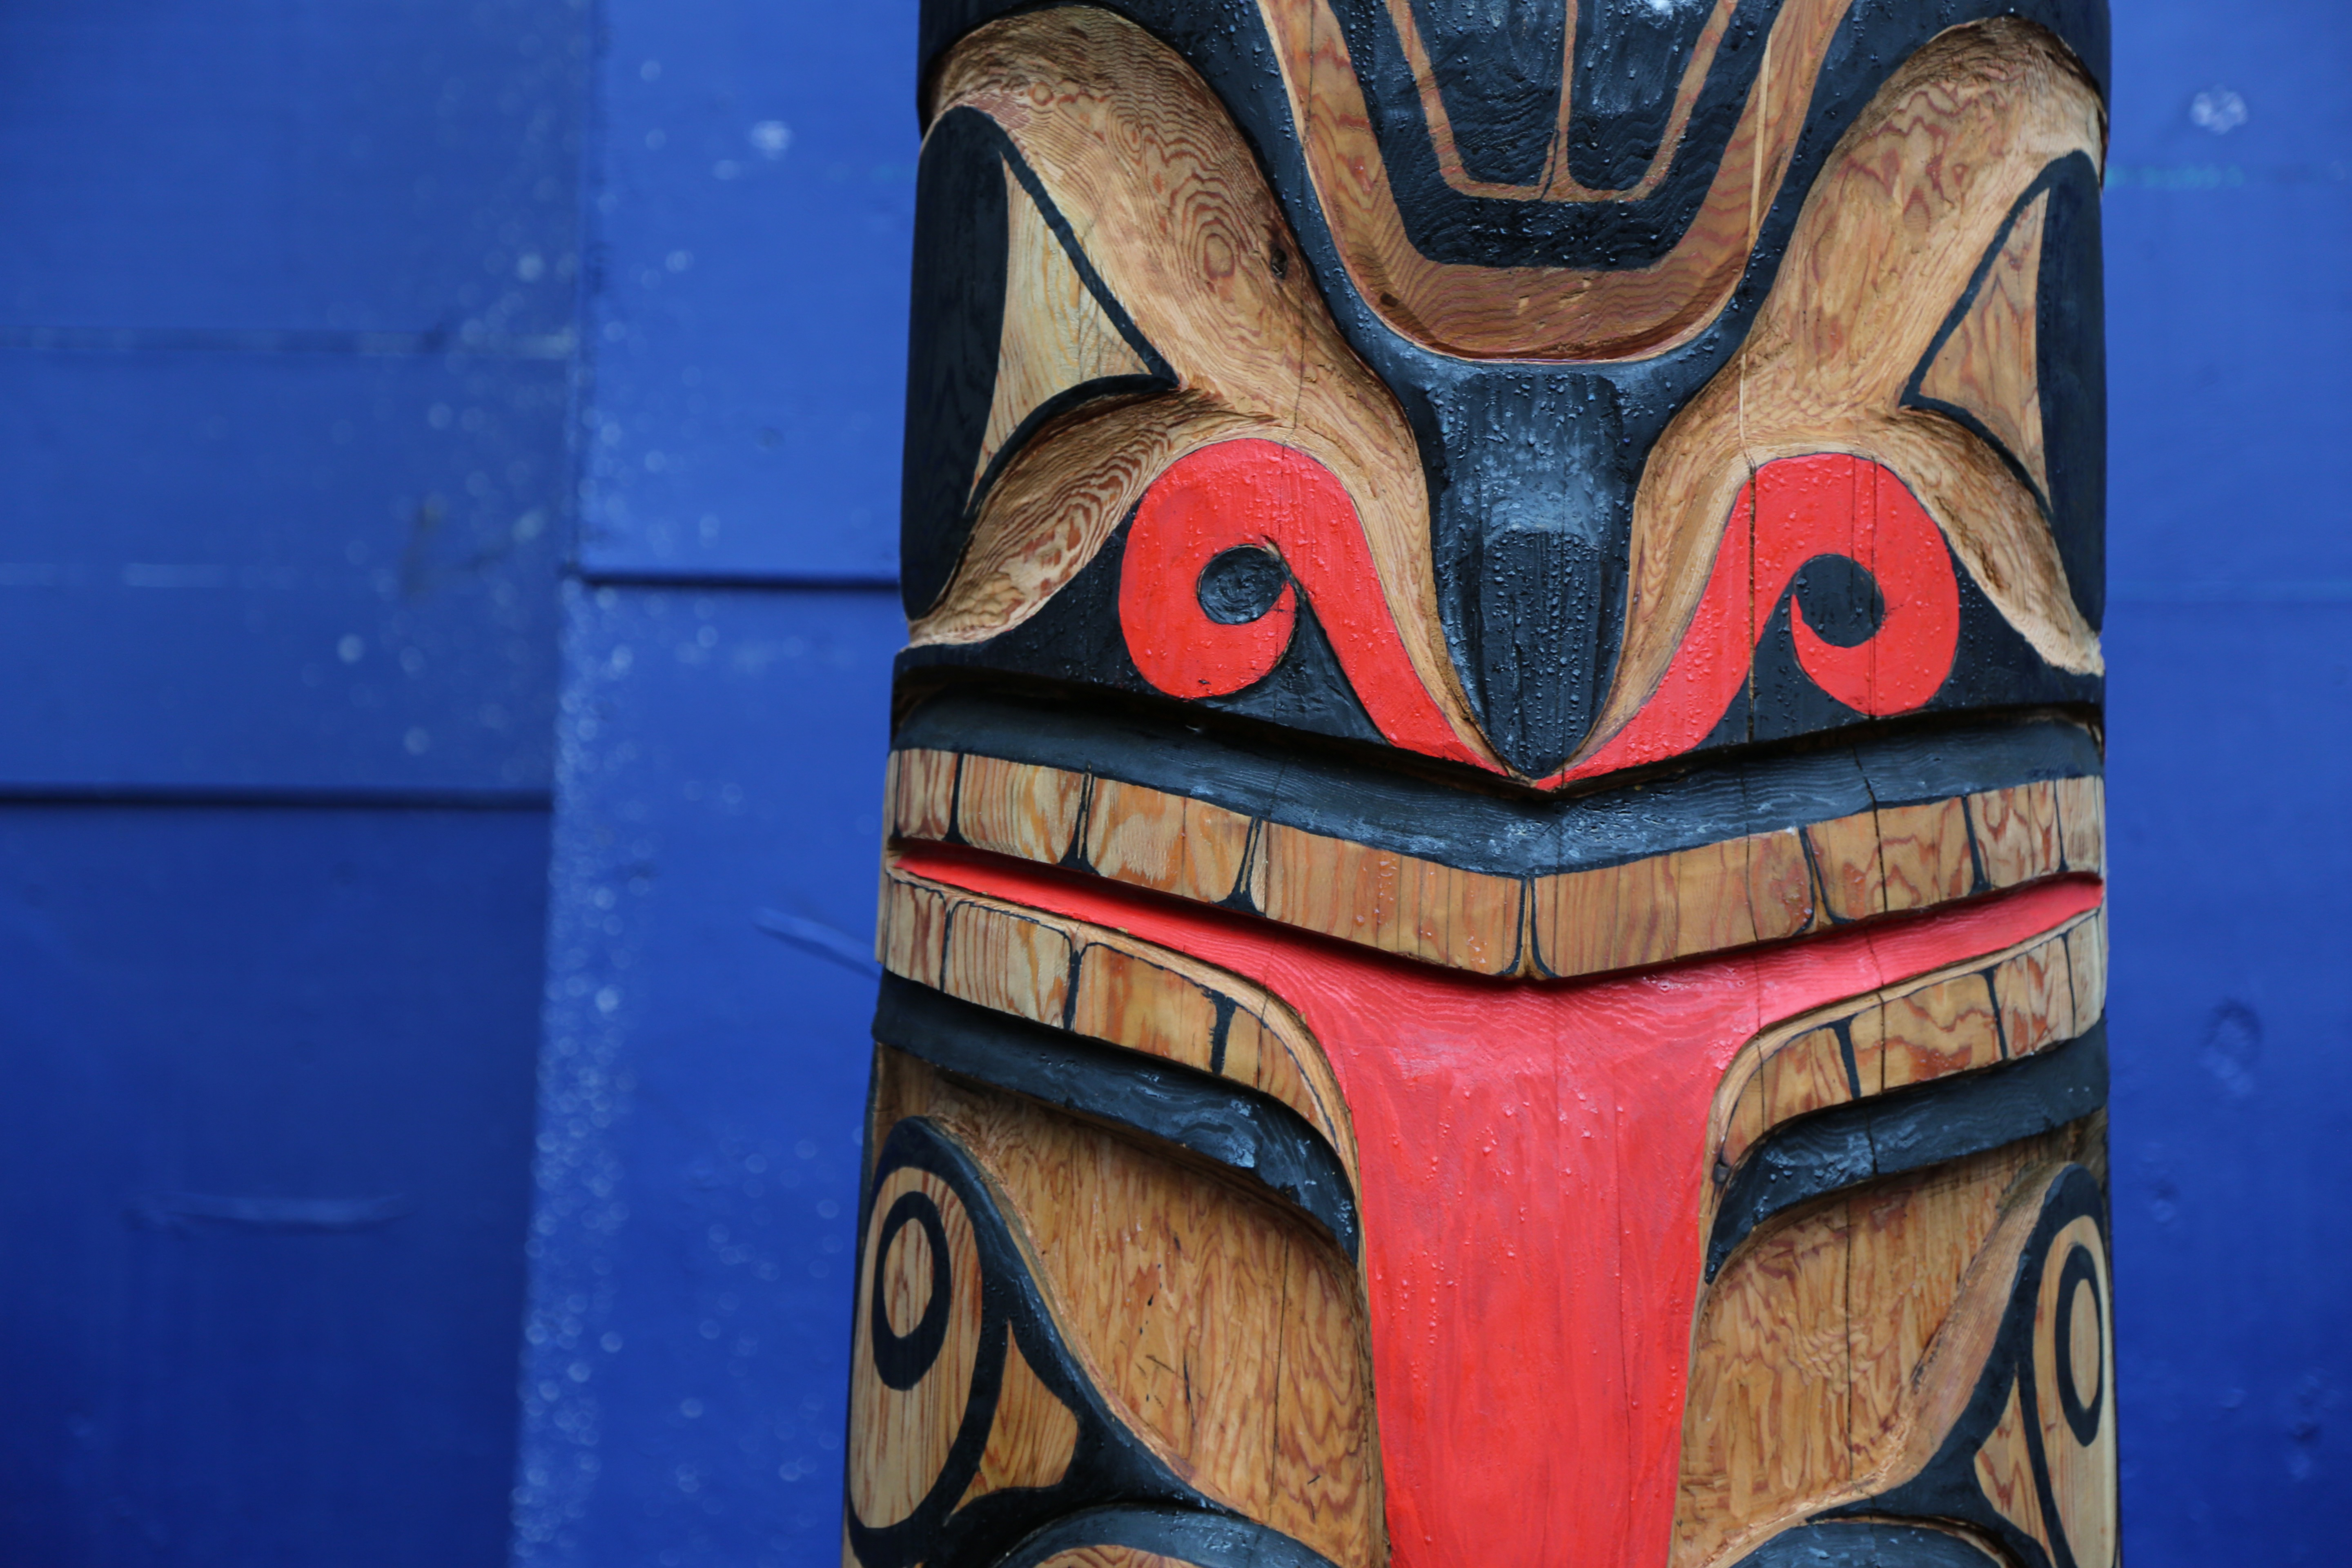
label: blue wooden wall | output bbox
[3,2,2345,1564]
[0,2,575,1562]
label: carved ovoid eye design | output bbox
[1570,453,1962,779]
[1117,439,1479,762]
[2029,1216,2117,1568]
[848,1161,989,1541]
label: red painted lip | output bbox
[891,841,2101,1568]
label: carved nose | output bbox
[1425,370,1637,778]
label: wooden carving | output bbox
[852,4,2112,1568]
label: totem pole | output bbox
[849,3,2112,1567]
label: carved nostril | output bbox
[1196,546,1290,625]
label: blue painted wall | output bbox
[5,0,2345,1564]
[2102,3,2352,1556]
[0,2,581,1563]
[519,4,2352,1566]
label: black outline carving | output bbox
[901,107,1176,618]
[850,1116,1316,1568]
[1837,1162,2114,1568]
[873,973,1360,1257]
[996,1503,1346,1568]
[871,1189,956,1390]
[1708,1021,2107,1279]
[895,686,2103,886]
[1729,1519,2003,1568]
[2052,1243,2104,1446]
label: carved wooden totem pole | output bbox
[849,3,2113,1567]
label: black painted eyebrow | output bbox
[873,972,1361,1258]
[1706,1019,2107,1279]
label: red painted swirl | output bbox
[1564,452,1962,781]
[1119,439,1485,766]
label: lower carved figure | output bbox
[846,2,2114,1565]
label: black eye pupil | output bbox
[1791,554,1887,648]
[1196,546,1289,624]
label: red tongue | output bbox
[896,844,2098,1568]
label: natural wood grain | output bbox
[878,860,1359,1180]
[956,755,1086,865]
[1580,24,2106,766]
[889,748,960,842]
[879,877,949,989]
[1971,1379,2053,1553]
[1258,0,1855,360]
[1970,780,2065,889]
[1917,191,2053,501]
[973,161,1156,495]
[1757,1025,1853,1136]
[1030,1549,1194,1568]
[1248,821,1522,976]
[1873,973,2005,1092]
[1674,1137,2071,1568]
[1069,943,1222,1075]
[1533,826,1818,978]
[1804,811,1888,924]
[1878,798,1978,915]
[886,744,2102,981]
[956,1326,1080,1510]
[2054,774,2106,875]
[913,9,1495,770]
[2065,907,2107,1028]
[870,1049,1382,1568]
[1711,909,2103,1177]
[1992,936,2078,1060]
[942,901,1071,1026]
[847,1163,987,1531]
[1082,777,1253,906]
[2025,1213,2117,1568]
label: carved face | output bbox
[857,6,2113,1568]
[900,0,2105,781]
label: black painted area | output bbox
[1844,1163,2110,1568]
[2035,154,2108,632]
[1567,0,1722,192]
[1708,1021,2108,1279]
[901,108,1009,617]
[899,514,1392,749]
[1401,0,1566,188]
[1704,542,2103,756]
[849,1117,1206,1568]
[873,974,1360,1257]
[894,685,2102,880]
[1791,555,1887,649]
[921,0,2108,274]
[1903,151,2107,634]
[997,1506,1343,1568]
[1196,546,1289,626]
[900,110,1173,618]
[1425,371,1633,776]
[1729,1519,2003,1568]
